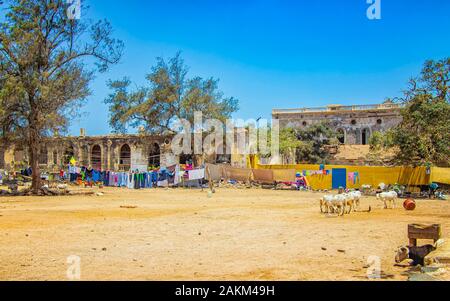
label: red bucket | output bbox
[403,199,416,211]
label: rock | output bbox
[102,248,107,251]
[321,247,327,251]
[338,249,346,253]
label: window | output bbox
[302,121,308,126]
[351,120,357,125]
[377,119,383,125]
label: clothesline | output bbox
[65,165,207,189]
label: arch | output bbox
[39,146,48,165]
[362,128,371,145]
[119,144,131,170]
[337,128,346,144]
[91,145,102,169]
[148,143,161,168]
[53,150,58,165]
[63,145,75,165]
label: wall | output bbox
[274,107,402,146]
[0,134,167,172]
[255,163,437,190]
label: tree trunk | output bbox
[29,112,41,194]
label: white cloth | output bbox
[174,165,180,185]
[188,169,205,181]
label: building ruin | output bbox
[272,102,403,145]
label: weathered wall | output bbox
[1,134,167,171]
[273,106,402,145]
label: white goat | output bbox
[347,191,362,211]
[320,195,336,214]
[320,194,346,216]
[377,191,398,209]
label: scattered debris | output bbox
[120,205,137,209]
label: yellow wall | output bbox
[431,167,450,185]
[255,163,437,190]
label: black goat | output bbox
[395,240,444,266]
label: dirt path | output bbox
[0,187,449,280]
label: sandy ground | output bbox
[0,187,449,281]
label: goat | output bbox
[320,195,335,214]
[347,191,362,212]
[320,194,346,216]
[377,191,398,209]
[395,240,444,266]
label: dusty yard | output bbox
[0,187,449,281]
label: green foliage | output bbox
[278,127,306,158]
[269,122,338,164]
[372,58,450,167]
[294,122,339,164]
[0,0,123,190]
[105,52,239,134]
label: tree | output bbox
[263,122,339,164]
[370,58,450,166]
[278,127,306,163]
[294,122,340,164]
[0,0,123,192]
[105,52,239,134]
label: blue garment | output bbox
[92,170,100,182]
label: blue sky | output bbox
[69,0,450,136]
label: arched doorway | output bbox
[119,144,131,171]
[362,128,371,145]
[63,145,75,165]
[53,150,58,165]
[91,145,102,169]
[148,143,161,168]
[337,129,346,144]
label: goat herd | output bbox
[320,190,399,216]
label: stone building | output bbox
[272,103,403,145]
[0,129,248,171]
[0,131,170,172]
